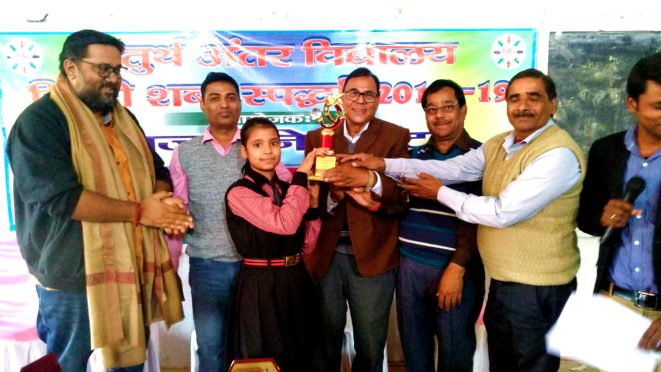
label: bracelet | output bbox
[131,202,142,226]
[364,170,377,192]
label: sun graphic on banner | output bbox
[491,34,526,70]
[3,37,44,76]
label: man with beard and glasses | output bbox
[341,69,586,372]
[6,29,192,371]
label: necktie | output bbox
[271,182,282,206]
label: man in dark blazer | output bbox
[578,52,661,352]
[304,67,410,372]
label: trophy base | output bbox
[309,154,336,182]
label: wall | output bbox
[2,1,661,33]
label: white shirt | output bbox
[327,122,383,211]
[343,121,383,194]
[385,121,581,228]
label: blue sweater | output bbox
[398,131,481,268]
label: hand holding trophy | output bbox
[309,92,345,181]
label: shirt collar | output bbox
[343,121,370,142]
[421,129,474,154]
[202,126,241,145]
[245,165,280,188]
[503,119,555,150]
[624,125,639,154]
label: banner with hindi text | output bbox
[0,28,537,232]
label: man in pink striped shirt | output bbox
[167,72,290,372]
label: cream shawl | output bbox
[50,75,183,368]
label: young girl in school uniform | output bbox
[225,117,324,372]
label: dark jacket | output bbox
[5,94,170,291]
[303,118,410,279]
[577,131,661,292]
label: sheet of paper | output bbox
[546,292,661,372]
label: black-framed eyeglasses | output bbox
[344,89,379,103]
[78,60,127,78]
[424,103,458,115]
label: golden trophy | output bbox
[308,92,345,181]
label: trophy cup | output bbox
[308,92,345,181]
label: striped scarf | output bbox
[50,74,183,368]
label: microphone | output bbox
[600,176,646,244]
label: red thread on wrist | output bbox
[367,201,381,212]
[132,202,142,226]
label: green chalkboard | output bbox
[548,31,661,154]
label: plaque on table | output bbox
[228,358,281,372]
